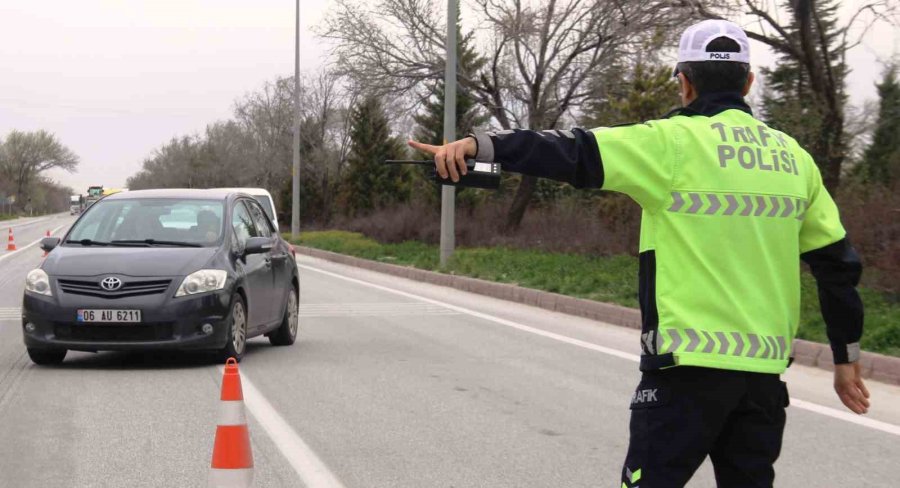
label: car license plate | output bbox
[76,309,141,323]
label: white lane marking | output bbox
[0,307,21,321]
[301,302,460,317]
[4,216,52,230]
[224,367,346,488]
[300,263,900,438]
[0,222,68,264]
[791,398,900,436]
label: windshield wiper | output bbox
[111,239,203,248]
[64,239,111,246]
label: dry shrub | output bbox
[319,182,897,293]
[837,181,900,293]
[328,193,641,256]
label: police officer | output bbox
[409,19,870,488]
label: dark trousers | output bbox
[621,366,789,488]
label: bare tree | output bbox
[323,0,689,228]
[0,130,79,211]
[683,0,899,192]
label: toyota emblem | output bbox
[100,277,123,291]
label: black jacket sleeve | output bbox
[800,237,864,364]
[471,129,604,188]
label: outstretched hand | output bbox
[408,137,477,183]
[834,362,871,414]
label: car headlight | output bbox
[25,269,52,296]
[175,269,228,297]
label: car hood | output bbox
[43,246,219,277]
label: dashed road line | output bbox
[299,263,900,438]
[0,307,22,321]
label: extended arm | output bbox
[408,128,603,188]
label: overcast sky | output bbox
[0,1,896,193]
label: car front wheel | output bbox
[217,293,247,362]
[269,285,299,346]
[27,348,67,365]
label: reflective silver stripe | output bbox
[208,468,254,488]
[701,330,716,353]
[731,332,745,356]
[781,197,794,217]
[746,334,761,357]
[667,192,806,219]
[641,331,656,355]
[723,194,739,215]
[668,329,683,353]
[847,342,861,362]
[687,193,704,214]
[796,199,807,220]
[760,336,771,359]
[766,336,779,360]
[705,194,721,215]
[473,133,495,162]
[767,196,781,217]
[669,192,686,212]
[217,400,247,426]
[715,331,730,354]
[684,328,702,352]
[741,195,754,216]
[754,196,767,216]
[777,336,788,360]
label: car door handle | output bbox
[271,253,288,261]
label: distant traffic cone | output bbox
[42,230,50,257]
[209,358,254,488]
[6,228,15,251]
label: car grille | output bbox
[57,278,172,299]
[54,323,175,342]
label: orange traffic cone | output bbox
[6,228,15,251]
[42,230,50,257]
[209,358,253,488]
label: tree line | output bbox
[0,130,79,216]
[127,0,898,231]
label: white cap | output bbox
[675,19,750,70]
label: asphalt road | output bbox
[0,214,898,487]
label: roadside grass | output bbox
[289,230,900,358]
[0,214,15,222]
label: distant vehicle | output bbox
[69,205,80,215]
[22,189,299,365]
[214,188,279,232]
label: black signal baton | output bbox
[384,159,501,189]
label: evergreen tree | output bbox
[861,66,900,185]
[413,13,488,145]
[412,13,488,206]
[582,62,680,127]
[340,95,409,216]
[759,0,847,187]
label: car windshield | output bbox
[66,198,225,247]
[252,194,275,223]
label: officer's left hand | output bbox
[408,138,476,183]
[834,362,870,414]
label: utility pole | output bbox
[439,0,457,266]
[291,0,301,240]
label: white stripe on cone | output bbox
[209,468,254,488]
[217,400,248,426]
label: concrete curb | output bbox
[295,245,900,386]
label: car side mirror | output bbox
[243,236,273,256]
[40,237,61,253]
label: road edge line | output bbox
[299,262,900,438]
[0,222,68,264]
